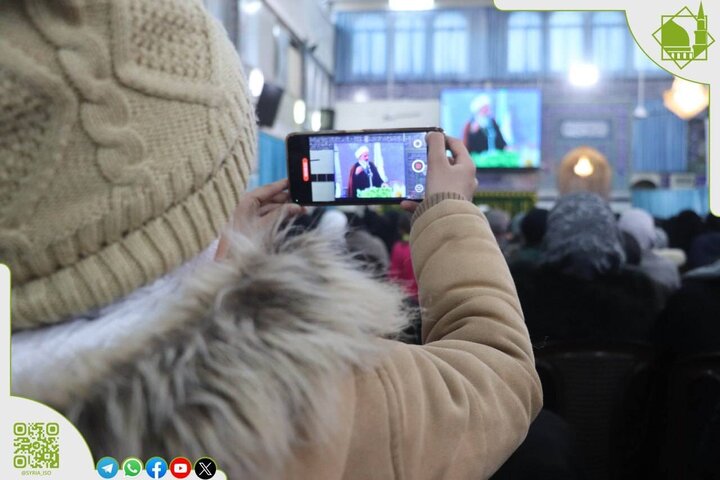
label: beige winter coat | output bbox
[12,195,542,479]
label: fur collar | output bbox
[12,222,409,477]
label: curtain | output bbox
[432,13,469,76]
[548,12,584,72]
[633,100,688,172]
[393,14,427,78]
[632,187,709,219]
[592,12,627,72]
[507,12,543,73]
[258,132,287,186]
[349,14,387,78]
[334,9,671,84]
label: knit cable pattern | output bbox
[25,0,152,189]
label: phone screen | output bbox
[287,129,434,205]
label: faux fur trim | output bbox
[12,220,410,478]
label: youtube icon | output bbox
[169,457,192,479]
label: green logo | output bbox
[654,2,715,69]
[122,457,144,477]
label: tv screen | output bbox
[441,88,541,169]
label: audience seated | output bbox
[662,210,705,258]
[486,209,512,251]
[511,193,665,345]
[686,232,720,271]
[388,212,418,300]
[619,208,681,293]
[657,258,720,356]
[508,208,548,267]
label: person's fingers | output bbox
[445,137,473,168]
[215,236,229,261]
[268,190,291,204]
[426,132,448,167]
[248,178,290,202]
[257,202,290,217]
[257,203,305,229]
[400,200,419,213]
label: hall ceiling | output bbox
[326,0,496,12]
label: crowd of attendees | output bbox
[293,197,720,479]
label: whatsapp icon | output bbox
[122,458,144,477]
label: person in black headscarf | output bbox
[509,208,549,268]
[510,193,665,344]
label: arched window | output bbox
[507,12,542,73]
[549,12,584,72]
[433,13,468,76]
[351,15,387,77]
[394,15,427,77]
[592,12,626,71]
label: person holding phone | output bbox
[7,1,541,478]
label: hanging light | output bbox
[248,68,264,98]
[568,63,599,88]
[242,0,262,15]
[353,89,370,103]
[663,78,709,120]
[573,156,594,178]
[634,69,648,119]
[310,110,322,132]
[293,99,307,125]
[389,0,434,11]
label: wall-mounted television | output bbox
[441,88,542,169]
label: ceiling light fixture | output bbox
[663,77,709,120]
[388,0,434,11]
[242,0,262,15]
[573,156,595,178]
[248,68,264,97]
[568,63,599,88]
[310,111,322,132]
[293,99,307,125]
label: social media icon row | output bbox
[96,456,216,479]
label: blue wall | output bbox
[258,132,287,186]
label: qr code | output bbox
[13,422,60,469]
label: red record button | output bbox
[302,157,310,182]
[169,457,192,479]
[412,160,426,173]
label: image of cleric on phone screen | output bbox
[347,145,384,198]
[338,142,405,199]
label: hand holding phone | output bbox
[400,133,478,213]
[287,128,442,206]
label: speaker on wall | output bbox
[256,83,284,128]
[319,108,335,130]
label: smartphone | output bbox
[286,127,442,205]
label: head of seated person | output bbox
[521,208,549,248]
[541,192,626,281]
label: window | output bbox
[433,13,468,76]
[351,15,387,77]
[592,12,627,71]
[306,60,332,109]
[549,12,584,72]
[507,12,542,73]
[394,15,426,77]
[633,42,663,72]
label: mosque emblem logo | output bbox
[654,3,714,69]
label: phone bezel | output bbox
[286,127,442,206]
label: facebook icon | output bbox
[145,457,168,479]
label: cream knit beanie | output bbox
[0,0,256,330]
